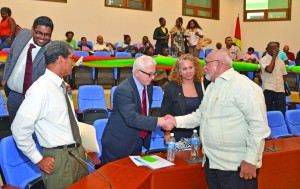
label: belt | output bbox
[43,143,80,150]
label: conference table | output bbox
[68,137,300,189]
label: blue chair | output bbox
[94,51,110,57]
[72,51,93,88]
[0,94,8,116]
[0,136,45,188]
[77,41,93,50]
[151,86,163,108]
[1,48,10,51]
[115,52,133,85]
[87,118,108,173]
[78,85,109,125]
[254,51,260,59]
[267,111,293,138]
[199,49,205,60]
[285,110,300,135]
[289,61,296,66]
[110,86,117,109]
[93,52,114,86]
[135,53,143,58]
[205,48,213,57]
[143,126,166,153]
[247,72,255,81]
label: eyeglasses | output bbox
[205,60,219,65]
[139,70,157,78]
[34,30,52,39]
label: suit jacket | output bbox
[3,29,47,88]
[153,27,169,46]
[161,81,204,117]
[101,76,158,164]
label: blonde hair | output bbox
[168,54,204,85]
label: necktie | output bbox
[61,82,81,144]
[140,86,148,139]
[22,43,36,96]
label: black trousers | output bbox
[204,158,259,189]
[263,90,286,115]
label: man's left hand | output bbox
[239,160,257,180]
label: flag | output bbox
[234,15,241,50]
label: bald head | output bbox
[97,35,104,44]
[204,50,232,82]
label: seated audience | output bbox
[137,36,154,54]
[161,54,204,142]
[93,35,115,55]
[283,45,295,61]
[62,31,79,51]
[78,37,93,53]
[117,34,138,57]
[243,47,259,63]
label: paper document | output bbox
[130,155,174,169]
[78,122,100,153]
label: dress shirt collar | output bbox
[133,75,147,92]
[218,68,235,81]
[44,68,64,88]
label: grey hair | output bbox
[44,41,71,65]
[213,50,233,66]
[132,55,157,73]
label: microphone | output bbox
[68,150,113,189]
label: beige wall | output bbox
[0,0,299,55]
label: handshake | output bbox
[158,114,176,131]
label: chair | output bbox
[144,126,166,153]
[199,48,205,60]
[267,111,293,138]
[0,135,45,188]
[247,72,255,81]
[115,52,133,85]
[72,51,93,88]
[289,61,296,66]
[77,85,109,125]
[0,116,11,140]
[77,41,93,49]
[254,51,260,59]
[93,52,114,86]
[1,48,10,51]
[285,110,300,135]
[205,48,213,57]
[150,86,163,117]
[110,86,117,110]
[135,52,143,58]
[0,94,8,116]
[87,118,108,173]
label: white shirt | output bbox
[175,68,270,171]
[11,69,78,164]
[7,38,41,93]
[186,28,203,46]
[260,54,287,92]
[223,45,243,61]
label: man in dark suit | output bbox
[100,55,172,166]
[2,16,54,121]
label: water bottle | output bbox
[167,133,176,161]
[191,129,199,159]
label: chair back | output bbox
[73,51,90,57]
[93,119,108,157]
[77,41,93,49]
[78,85,107,112]
[0,136,44,188]
[0,94,8,116]
[267,111,292,138]
[115,52,132,58]
[285,110,300,135]
[254,51,260,59]
[110,86,117,109]
[289,61,296,66]
[152,86,163,108]
[205,48,213,57]
[148,126,166,152]
[199,49,205,60]
[94,51,111,57]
